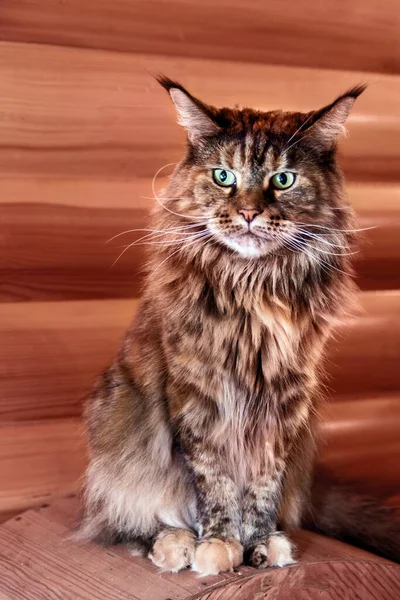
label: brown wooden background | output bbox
[0,0,399,521]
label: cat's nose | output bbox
[238,208,262,223]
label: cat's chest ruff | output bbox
[213,378,281,484]
[217,299,301,369]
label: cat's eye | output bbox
[212,168,237,188]
[271,172,296,190]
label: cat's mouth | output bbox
[208,219,288,258]
[236,229,274,241]
[216,229,282,258]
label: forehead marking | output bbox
[217,130,288,183]
[244,132,254,168]
[232,144,242,171]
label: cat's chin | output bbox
[219,234,273,259]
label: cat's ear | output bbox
[158,76,220,142]
[306,84,366,150]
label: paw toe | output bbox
[192,538,243,576]
[267,533,296,567]
[149,529,196,573]
[247,534,296,569]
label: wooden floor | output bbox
[0,496,399,600]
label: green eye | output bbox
[271,172,296,190]
[213,168,236,187]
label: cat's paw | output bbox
[192,537,243,576]
[149,528,196,573]
[246,533,296,569]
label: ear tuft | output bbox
[340,83,367,101]
[157,75,220,142]
[307,83,366,150]
[156,75,187,94]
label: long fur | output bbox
[80,80,371,572]
[307,469,400,563]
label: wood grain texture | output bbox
[1,0,400,75]
[193,563,400,599]
[1,202,148,301]
[0,497,397,600]
[320,393,400,496]
[0,299,137,421]
[0,41,399,183]
[0,420,86,516]
[329,290,400,396]
[1,184,399,302]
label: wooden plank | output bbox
[320,393,400,495]
[193,562,400,600]
[1,183,399,302]
[328,290,400,397]
[0,498,396,600]
[0,202,148,301]
[0,178,157,209]
[0,299,136,421]
[0,420,86,516]
[1,292,400,422]
[0,42,399,183]
[1,0,400,75]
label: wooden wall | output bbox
[1,0,400,520]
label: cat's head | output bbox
[158,77,364,260]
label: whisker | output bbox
[283,130,314,155]
[123,231,210,248]
[282,112,315,153]
[281,233,353,276]
[142,195,190,201]
[289,231,358,257]
[282,238,336,279]
[151,163,208,221]
[295,228,352,249]
[112,230,210,265]
[111,240,140,267]
[151,232,213,277]
[295,222,377,233]
[305,244,358,257]
[106,223,209,243]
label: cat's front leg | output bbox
[242,472,296,569]
[181,436,244,575]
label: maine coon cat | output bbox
[81,78,364,575]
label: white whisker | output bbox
[111,230,210,266]
[106,223,209,244]
[282,237,334,279]
[125,231,209,247]
[311,246,358,257]
[150,232,213,277]
[151,163,208,221]
[282,112,315,153]
[142,195,189,201]
[295,228,352,249]
[283,130,315,155]
[295,222,377,234]
[281,233,353,276]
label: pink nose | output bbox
[238,208,262,223]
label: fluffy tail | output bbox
[305,471,400,563]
